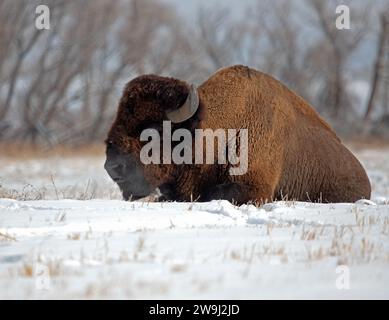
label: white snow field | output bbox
[0,146,389,299]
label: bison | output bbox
[104,65,371,204]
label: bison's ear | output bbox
[165,84,199,123]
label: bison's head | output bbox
[104,75,201,200]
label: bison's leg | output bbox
[203,182,272,204]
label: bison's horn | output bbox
[165,84,199,123]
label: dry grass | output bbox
[0,231,18,242]
[224,212,388,267]
[0,184,47,200]
[17,259,65,278]
[305,226,386,264]
[67,233,82,241]
[382,217,389,235]
[135,236,146,252]
[0,183,99,201]
[0,179,112,201]
[300,225,318,241]
[55,211,67,223]
[20,263,34,277]
[228,242,287,264]
[266,223,275,236]
[170,263,187,273]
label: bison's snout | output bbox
[104,161,126,183]
[104,152,154,200]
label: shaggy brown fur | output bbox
[106,65,371,204]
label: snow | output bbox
[0,147,389,299]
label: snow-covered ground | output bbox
[0,146,389,299]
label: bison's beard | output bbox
[117,180,154,201]
[104,149,156,201]
[120,182,178,202]
[128,188,163,202]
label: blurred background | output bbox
[0,0,389,200]
[0,0,388,148]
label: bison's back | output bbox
[199,65,371,202]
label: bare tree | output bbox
[307,0,370,120]
[364,12,389,122]
[0,0,386,144]
[0,0,46,121]
[249,0,316,101]
[193,7,252,77]
[0,0,186,145]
